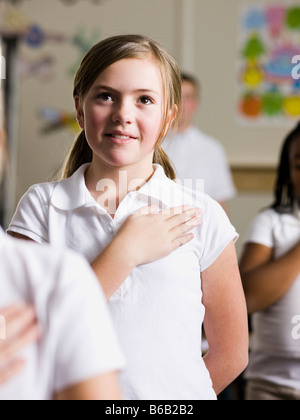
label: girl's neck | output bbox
[85,154,155,217]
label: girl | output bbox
[8,35,248,400]
[240,122,300,400]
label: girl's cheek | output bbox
[141,127,160,148]
[86,108,106,130]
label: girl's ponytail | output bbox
[153,145,176,180]
[62,130,92,179]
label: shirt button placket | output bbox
[109,223,116,235]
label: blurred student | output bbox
[163,73,236,210]
[240,122,300,401]
[0,252,125,401]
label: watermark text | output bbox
[96,172,205,216]
[292,55,300,80]
[292,315,300,340]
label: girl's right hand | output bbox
[117,205,202,267]
[0,304,41,385]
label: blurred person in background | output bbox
[240,122,300,400]
[163,73,236,212]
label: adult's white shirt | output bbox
[244,208,300,390]
[163,127,236,202]
[0,228,124,400]
[8,164,238,400]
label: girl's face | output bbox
[289,136,300,201]
[76,57,166,170]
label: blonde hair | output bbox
[62,34,181,180]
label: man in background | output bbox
[163,73,236,211]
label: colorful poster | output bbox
[237,5,300,124]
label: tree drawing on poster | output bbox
[237,5,300,124]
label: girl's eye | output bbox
[97,93,114,102]
[139,96,154,105]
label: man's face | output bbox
[178,81,199,132]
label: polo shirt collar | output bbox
[136,164,179,208]
[51,163,178,211]
[51,164,94,211]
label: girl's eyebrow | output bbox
[91,84,159,96]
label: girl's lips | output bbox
[106,133,138,145]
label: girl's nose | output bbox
[111,100,134,125]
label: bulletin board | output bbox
[237,4,300,124]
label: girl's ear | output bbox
[75,96,85,130]
[163,105,178,138]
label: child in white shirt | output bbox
[0,227,125,400]
[240,122,300,400]
[8,35,249,400]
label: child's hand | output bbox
[0,304,41,385]
[117,205,202,267]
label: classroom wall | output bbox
[3,0,296,246]
[192,0,296,168]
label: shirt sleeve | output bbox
[199,196,239,272]
[244,209,275,249]
[52,252,125,394]
[7,186,49,244]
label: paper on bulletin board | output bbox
[237,4,300,125]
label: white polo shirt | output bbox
[163,127,236,203]
[244,208,300,390]
[0,228,125,400]
[8,164,238,400]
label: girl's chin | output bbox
[98,152,140,169]
[92,146,154,170]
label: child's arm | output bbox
[92,205,202,299]
[202,241,249,396]
[240,242,300,314]
[55,371,122,401]
[10,205,202,300]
